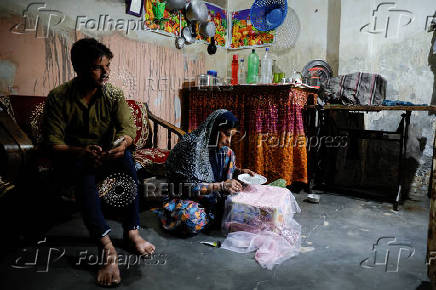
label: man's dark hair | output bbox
[71,38,113,73]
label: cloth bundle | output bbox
[221,185,301,269]
[320,72,387,105]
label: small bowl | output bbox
[306,194,320,203]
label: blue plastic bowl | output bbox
[250,0,288,31]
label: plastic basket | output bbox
[250,0,288,32]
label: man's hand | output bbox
[223,179,243,194]
[107,136,132,159]
[84,144,106,167]
[107,140,127,159]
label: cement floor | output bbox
[0,191,431,290]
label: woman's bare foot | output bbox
[97,237,121,287]
[127,229,155,256]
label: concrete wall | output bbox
[226,0,329,79]
[339,0,436,198]
[227,0,435,197]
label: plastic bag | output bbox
[221,185,301,269]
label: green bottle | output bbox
[247,49,259,84]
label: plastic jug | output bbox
[260,47,273,84]
[247,49,259,84]
[239,58,246,84]
[231,54,239,85]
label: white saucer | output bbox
[238,173,267,185]
[306,194,320,203]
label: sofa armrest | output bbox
[145,103,185,149]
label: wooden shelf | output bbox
[305,104,436,112]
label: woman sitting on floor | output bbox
[158,109,256,235]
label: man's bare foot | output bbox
[127,229,155,256]
[97,239,121,287]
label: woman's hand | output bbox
[239,168,256,176]
[223,179,243,194]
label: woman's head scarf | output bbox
[166,109,238,184]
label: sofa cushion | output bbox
[135,148,170,176]
[0,95,16,122]
[2,95,45,145]
[126,100,150,149]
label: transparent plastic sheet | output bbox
[221,185,301,270]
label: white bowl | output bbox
[238,173,267,185]
[306,194,320,203]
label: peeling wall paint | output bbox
[0,0,208,147]
[0,60,16,95]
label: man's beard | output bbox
[100,74,109,84]
[93,74,109,88]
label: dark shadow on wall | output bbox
[310,111,423,202]
[429,30,436,107]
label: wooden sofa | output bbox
[0,94,185,197]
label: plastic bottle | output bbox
[247,49,259,84]
[272,59,279,83]
[231,54,238,85]
[238,58,246,84]
[260,47,273,84]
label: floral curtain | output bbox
[186,85,317,185]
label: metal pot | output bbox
[196,74,219,87]
[207,37,217,55]
[175,36,185,49]
[199,21,216,38]
[197,74,210,86]
[166,0,186,10]
[182,26,195,44]
[185,0,208,23]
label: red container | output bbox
[231,54,239,85]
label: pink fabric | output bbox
[221,185,301,269]
[221,231,300,270]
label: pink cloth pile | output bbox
[221,185,301,270]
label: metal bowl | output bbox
[199,21,216,38]
[186,0,208,23]
[166,0,186,10]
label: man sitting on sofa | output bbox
[42,38,155,287]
